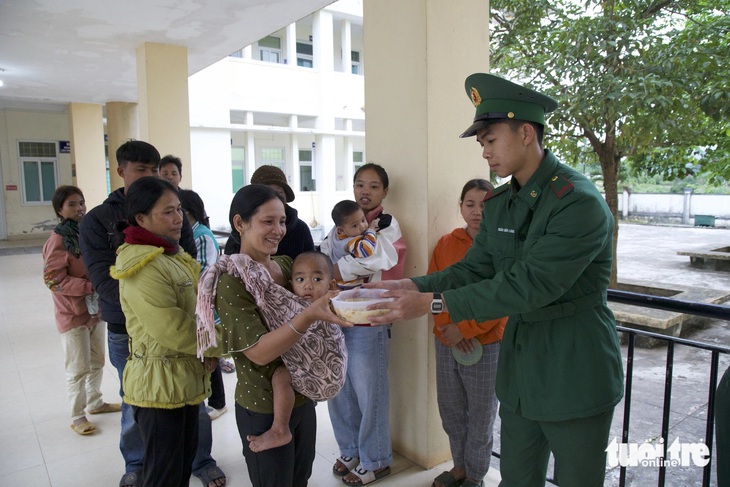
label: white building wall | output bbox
[188,0,365,232]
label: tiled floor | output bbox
[0,250,501,487]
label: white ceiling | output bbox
[0,0,335,110]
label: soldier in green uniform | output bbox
[368,73,624,487]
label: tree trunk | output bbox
[599,151,621,288]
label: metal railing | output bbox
[608,290,730,487]
[492,290,730,487]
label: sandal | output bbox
[432,471,464,487]
[196,465,226,487]
[342,465,391,486]
[119,471,141,487]
[333,455,359,477]
[219,358,235,373]
[88,402,122,414]
[460,481,483,487]
[70,420,96,435]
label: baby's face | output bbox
[339,209,369,238]
[291,257,333,301]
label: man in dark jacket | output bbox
[80,140,226,487]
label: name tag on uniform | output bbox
[497,227,515,234]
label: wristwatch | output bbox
[430,293,444,314]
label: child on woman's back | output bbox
[246,251,337,452]
[324,199,378,289]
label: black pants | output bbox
[236,400,316,487]
[208,365,226,410]
[134,404,199,487]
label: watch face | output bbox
[431,298,444,313]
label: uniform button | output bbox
[516,344,522,351]
[519,234,526,241]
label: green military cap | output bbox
[459,73,558,138]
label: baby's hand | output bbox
[305,291,353,328]
[369,218,379,230]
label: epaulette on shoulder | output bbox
[549,175,574,199]
[483,182,510,202]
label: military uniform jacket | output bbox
[413,149,624,421]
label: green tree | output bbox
[489,0,730,285]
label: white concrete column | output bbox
[313,10,337,218]
[106,102,139,191]
[313,135,337,222]
[344,122,355,191]
[683,188,693,225]
[68,103,107,208]
[286,23,297,66]
[622,190,630,220]
[136,42,193,188]
[246,131,256,183]
[242,45,252,59]
[342,19,352,74]
[290,115,301,192]
[365,0,491,468]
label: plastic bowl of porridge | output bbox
[331,288,394,325]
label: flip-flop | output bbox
[333,455,359,477]
[432,471,464,487]
[119,471,141,487]
[196,465,226,487]
[219,358,235,373]
[342,465,391,486]
[70,420,96,435]
[88,402,122,414]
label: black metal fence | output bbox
[607,290,730,487]
[492,290,730,486]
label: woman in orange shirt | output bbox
[428,179,507,487]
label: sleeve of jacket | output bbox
[42,234,92,296]
[428,191,612,323]
[123,264,199,356]
[196,233,219,272]
[347,229,377,258]
[79,209,120,307]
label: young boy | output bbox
[247,251,337,452]
[325,199,379,289]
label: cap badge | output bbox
[508,112,515,118]
[470,87,482,107]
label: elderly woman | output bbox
[197,184,349,487]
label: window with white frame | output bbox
[19,141,57,204]
[353,151,364,171]
[299,149,315,191]
[232,146,246,192]
[260,147,285,170]
[297,42,313,68]
[351,51,361,75]
[259,36,282,64]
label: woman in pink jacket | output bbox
[43,185,120,436]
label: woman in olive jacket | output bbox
[111,177,221,487]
